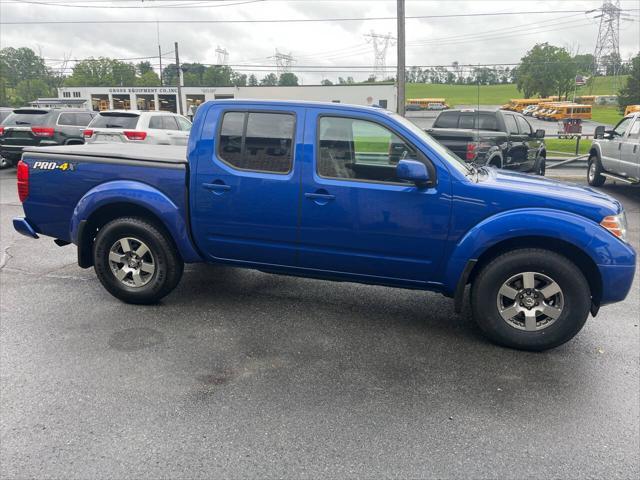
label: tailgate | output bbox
[426,128,473,159]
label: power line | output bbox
[1,0,264,8]
[5,8,639,25]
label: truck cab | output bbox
[588,112,640,186]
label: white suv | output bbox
[84,110,192,146]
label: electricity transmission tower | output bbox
[270,50,295,75]
[592,0,621,90]
[364,31,396,80]
[215,46,229,66]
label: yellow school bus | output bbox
[503,98,557,112]
[406,98,450,109]
[575,95,596,105]
[546,104,592,121]
[624,105,640,116]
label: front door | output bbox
[191,107,303,266]
[619,117,640,179]
[601,116,633,172]
[298,110,451,285]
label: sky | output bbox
[0,0,639,84]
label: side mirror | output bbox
[397,159,430,186]
[594,125,605,139]
[535,129,545,139]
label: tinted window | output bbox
[433,111,459,128]
[459,115,474,129]
[504,115,519,134]
[318,116,418,183]
[58,113,77,126]
[218,112,245,166]
[516,116,532,135]
[3,112,50,126]
[90,114,139,129]
[57,112,93,126]
[476,114,498,131]
[75,113,94,126]
[218,111,294,174]
[149,116,163,129]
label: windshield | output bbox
[391,113,471,176]
[90,114,139,129]
[3,112,50,126]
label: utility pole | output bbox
[157,21,163,86]
[397,0,405,115]
[174,41,183,115]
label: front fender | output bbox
[70,180,202,263]
[443,208,636,294]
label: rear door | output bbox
[191,106,304,266]
[618,116,640,179]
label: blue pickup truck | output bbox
[12,100,636,351]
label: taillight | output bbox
[466,142,477,161]
[83,129,94,139]
[31,126,55,138]
[17,160,29,202]
[0,126,4,136]
[123,130,147,141]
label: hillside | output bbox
[406,75,628,106]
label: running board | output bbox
[601,173,640,184]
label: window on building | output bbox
[73,92,81,98]
[317,116,418,184]
[218,111,295,174]
[62,92,71,98]
[378,99,388,109]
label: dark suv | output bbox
[0,108,95,167]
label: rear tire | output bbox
[587,154,606,186]
[93,217,183,304]
[471,249,591,351]
[0,156,10,170]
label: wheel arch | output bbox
[466,236,602,314]
[71,180,202,268]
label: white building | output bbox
[57,84,397,114]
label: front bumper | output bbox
[13,217,39,239]
[598,263,636,305]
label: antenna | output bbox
[364,31,396,80]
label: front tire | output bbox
[587,154,606,186]
[533,155,546,176]
[471,249,591,351]
[93,217,183,304]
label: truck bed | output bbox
[24,143,188,165]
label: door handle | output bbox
[203,182,231,194]
[305,190,335,205]
[618,143,622,150]
[305,192,335,201]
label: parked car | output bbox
[588,112,640,186]
[12,100,635,351]
[0,108,14,169]
[83,110,192,146]
[405,104,423,111]
[426,102,448,111]
[426,109,546,174]
[0,108,95,167]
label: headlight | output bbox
[600,212,628,242]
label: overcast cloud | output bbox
[0,0,638,84]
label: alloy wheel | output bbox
[108,237,156,288]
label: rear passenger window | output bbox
[149,116,163,129]
[57,113,77,126]
[162,116,179,130]
[218,111,294,174]
[75,113,94,126]
[504,115,519,134]
[433,111,458,128]
[458,115,474,129]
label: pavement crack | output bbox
[0,244,15,270]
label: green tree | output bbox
[65,58,136,87]
[202,65,233,86]
[248,74,258,86]
[136,61,154,76]
[260,73,278,86]
[618,53,640,112]
[516,43,577,98]
[135,71,161,86]
[572,53,594,74]
[13,79,51,105]
[278,72,299,86]
[321,79,333,86]
[232,72,247,86]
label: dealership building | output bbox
[57,84,397,114]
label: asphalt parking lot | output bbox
[0,167,638,478]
